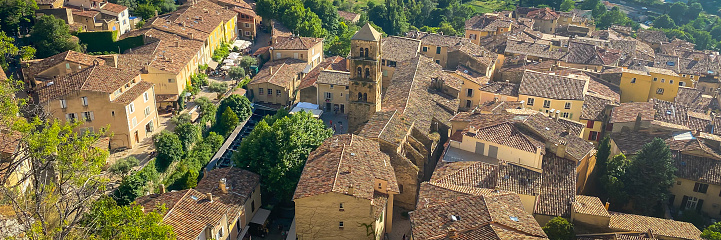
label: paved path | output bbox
[320,113,348,134]
[388,207,412,240]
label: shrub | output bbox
[217,107,239,136]
[209,82,229,94]
[109,157,139,175]
[153,130,184,172]
[211,42,231,62]
[170,113,192,125]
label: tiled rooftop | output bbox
[479,81,519,97]
[534,154,577,217]
[298,56,346,89]
[381,36,421,63]
[272,36,323,50]
[195,167,260,207]
[572,195,611,217]
[293,134,399,200]
[519,70,588,100]
[609,212,701,240]
[36,65,139,102]
[22,50,104,79]
[316,70,349,86]
[248,58,306,88]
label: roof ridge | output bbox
[401,57,422,115]
[331,139,346,196]
[377,110,397,140]
[162,189,192,222]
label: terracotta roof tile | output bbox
[637,29,668,44]
[479,82,519,97]
[337,10,360,22]
[610,101,655,123]
[298,56,346,89]
[195,167,260,207]
[581,93,615,121]
[22,51,104,79]
[505,39,567,60]
[101,2,127,13]
[465,15,514,32]
[405,31,467,47]
[534,154,577,217]
[519,70,587,100]
[520,113,593,161]
[381,36,421,63]
[470,122,545,153]
[526,8,559,20]
[675,87,713,111]
[249,58,306,87]
[36,65,139,102]
[112,81,154,104]
[609,212,701,240]
[293,134,399,200]
[272,36,323,50]
[674,152,721,185]
[316,70,349,86]
[477,101,523,114]
[572,195,611,217]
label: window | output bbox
[435,60,440,64]
[65,63,70,69]
[694,182,709,193]
[422,46,428,52]
[275,53,281,59]
[128,103,135,113]
[276,90,281,95]
[682,196,701,210]
[360,47,364,57]
[358,92,363,101]
[527,98,534,106]
[60,99,67,109]
[245,31,251,36]
[357,67,362,77]
[251,200,255,210]
[588,131,598,141]
[683,74,686,77]
[466,89,473,97]
[656,88,664,95]
[562,112,569,118]
[81,96,88,106]
[244,23,250,28]
[543,100,551,108]
[259,88,264,95]
[661,79,665,83]
[168,78,174,83]
[363,93,367,101]
[325,92,332,99]
[132,117,137,128]
[293,53,299,59]
[399,184,403,193]
[436,47,441,54]
[680,81,686,86]
[564,102,571,109]
[630,77,636,83]
[670,80,674,84]
[267,89,272,95]
[364,48,369,57]
[339,203,344,211]
[465,100,472,108]
[339,222,344,228]
[146,121,154,133]
[143,92,149,102]
[66,113,77,122]
[111,111,115,117]
[82,111,94,121]
[586,120,595,128]
[365,68,370,78]
[144,106,151,117]
[653,77,658,81]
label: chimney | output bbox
[206,192,213,202]
[175,41,180,47]
[159,184,166,193]
[549,109,555,118]
[347,184,354,195]
[154,10,158,17]
[189,32,194,39]
[447,227,458,240]
[269,66,274,75]
[554,110,560,121]
[604,202,610,210]
[219,178,228,194]
[556,141,567,158]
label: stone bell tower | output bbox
[347,23,383,132]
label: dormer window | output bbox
[339,203,344,211]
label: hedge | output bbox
[77,31,144,53]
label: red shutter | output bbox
[586,120,595,128]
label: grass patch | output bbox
[465,0,509,13]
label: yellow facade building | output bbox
[316,70,349,113]
[247,58,307,107]
[620,66,682,103]
[518,70,588,122]
[464,14,514,46]
[294,134,398,240]
[270,36,324,68]
[36,64,160,150]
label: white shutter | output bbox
[90,111,94,121]
[66,114,71,121]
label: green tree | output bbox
[30,15,81,58]
[232,110,333,201]
[692,30,713,50]
[688,2,703,20]
[437,21,458,36]
[326,22,358,56]
[702,222,721,240]
[591,2,606,19]
[218,106,239,136]
[581,0,599,10]
[542,217,575,240]
[596,136,611,176]
[601,154,629,206]
[669,2,688,24]
[109,156,140,176]
[228,66,245,80]
[626,138,675,216]
[209,82,229,94]
[654,14,677,29]
[82,196,175,239]
[304,0,340,34]
[560,0,575,11]
[239,56,258,73]
[170,112,191,125]
[134,4,159,21]
[0,0,38,36]
[596,7,631,29]
[174,122,200,151]
[153,130,184,171]
[194,97,217,125]
[0,30,34,70]
[216,94,252,123]
[114,173,146,206]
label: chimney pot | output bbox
[206,193,213,202]
[159,184,166,193]
[447,227,458,239]
[555,110,560,121]
[219,178,228,194]
[270,66,274,75]
[347,184,354,195]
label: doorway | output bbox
[134,131,139,143]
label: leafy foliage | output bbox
[702,222,721,240]
[153,130,184,171]
[175,122,200,152]
[114,172,146,206]
[209,82,229,94]
[239,56,258,73]
[228,66,245,80]
[626,138,675,216]
[542,217,575,240]
[216,94,252,123]
[194,97,217,125]
[0,30,34,70]
[82,196,175,239]
[232,110,333,201]
[170,112,192,125]
[560,0,575,11]
[0,0,37,36]
[109,156,140,176]
[217,106,239,136]
[134,4,158,20]
[30,15,81,58]
[212,42,231,62]
[601,154,629,206]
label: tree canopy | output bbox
[0,0,37,36]
[0,30,34,70]
[232,110,333,201]
[703,222,721,240]
[153,130,184,171]
[216,94,252,123]
[542,217,575,240]
[626,138,675,215]
[82,197,175,239]
[30,15,81,58]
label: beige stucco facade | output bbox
[518,95,584,122]
[670,178,721,219]
[317,83,349,113]
[453,134,543,170]
[45,78,160,150]
[294,192,392,240]
[580,119,603,144]
[419,45,450,69]
[620,69,682,103]
[271,42,324,68]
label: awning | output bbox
[155,94,179,102]
[290,107,322,118]
[207,60,219,69]
[250,208,271,225]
